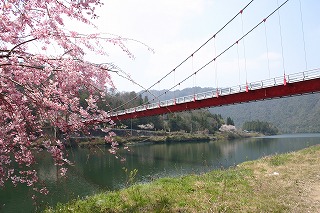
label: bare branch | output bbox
[7,38,38,56]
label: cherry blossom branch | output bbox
[0,0,136,191]
[7,38,38,57]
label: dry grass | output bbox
[241,145,320,212]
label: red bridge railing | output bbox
[108,68,320,121]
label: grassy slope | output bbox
[45,145,320,212]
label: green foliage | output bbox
[78,89,90,109]
[123,167,138,187]
[300,144,320,154]
[82,90,164,130]
[45,167,255,212]
[212,93,320,133]
[168,114,189,132]
[166,110,224,134]
[226,117,234,125]
[114,93,165,130]
[104,88,320,133]
[269,154,291,166]
[242,120,279,135]
[45,145,320,212]
[80,88,230,133]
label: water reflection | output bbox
[1,134,320,212]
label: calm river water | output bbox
[1,133,320,212]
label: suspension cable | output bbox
[299,0,308,70]
[157,0,290,99]
[277,0,286,84]
[112,0,256,111]
[215,55,219,92]
[240,10,248,87]
[263,19,271,78]
[236,40,241,85]
[112,0,290,113]
[213,35,218,87]
[145,0,255,91]
[192,54,196,101]
[174,69,176,104]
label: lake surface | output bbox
[1,133,320,212]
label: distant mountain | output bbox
[210,93,320,133]
[142,87,320,133]
[143,87,214,102]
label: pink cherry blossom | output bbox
[0,0,132,189]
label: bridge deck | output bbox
[108,70,320,121]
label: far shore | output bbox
[75,130,263,147]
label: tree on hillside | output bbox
[226,117,234,126]
[101,91,164,130]
[242,120,279,135]
[165,110,224,133]
[0,0,137,192]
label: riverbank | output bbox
[77,130,260,147]
[45,144,320,212]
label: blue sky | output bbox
[86,0,320,92]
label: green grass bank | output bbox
[45,145,320,212]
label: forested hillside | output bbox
[100,90,225,133]
[210,93,320,133]
[147,87,212,102]
[144,88,320,133]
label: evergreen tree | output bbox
[226,117,235,125]
[242,120,279,135]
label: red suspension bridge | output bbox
[107,0,320,121]
[108,69,320,120]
